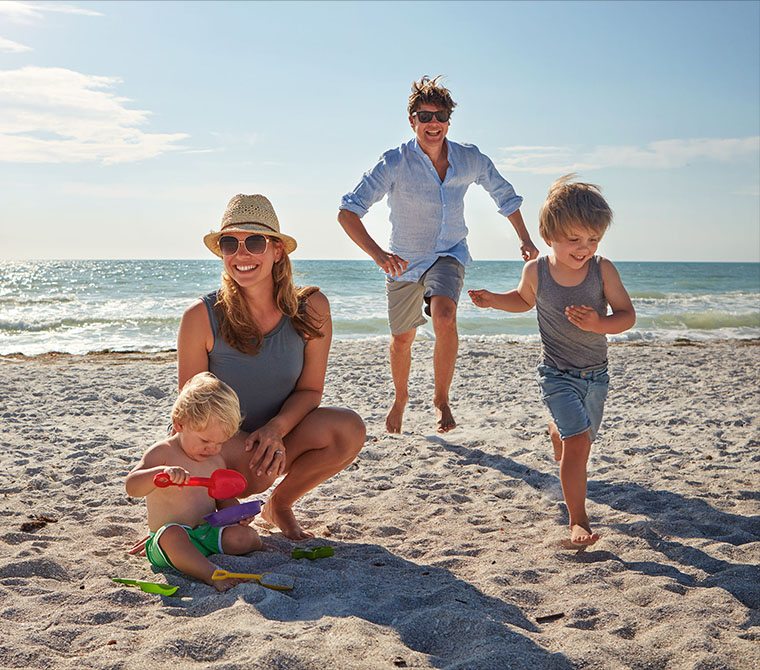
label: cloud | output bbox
[0,1,102,22]
[496,137,760,174]
[0,36,32,52]
[0,66,188,164]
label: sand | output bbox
[0,339,758,669]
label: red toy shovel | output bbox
[153,469,247,499]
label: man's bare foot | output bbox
[435,403,456,433]
[560,524,600,550]
[549,422,563,461]
[261,502,314,541]
[386,398,406,433]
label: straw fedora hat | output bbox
[203,194,298,257]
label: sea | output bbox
[1,260,758,356]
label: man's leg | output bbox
[429,294,458,433]
[386,329,416,433]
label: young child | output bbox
[469,174,635,549]
[126,372,262,591]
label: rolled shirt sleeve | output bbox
[339,151,397,218]
[475,152,523,217]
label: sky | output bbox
[0,0,758,263]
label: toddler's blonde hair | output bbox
[539,174,612,241]
[171,372,241,437]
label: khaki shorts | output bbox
[386,256,465,335]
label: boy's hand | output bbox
[565,305,601,332]
[161,466,190,485]
[468,289,495,309]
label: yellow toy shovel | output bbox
[211,569,295,591]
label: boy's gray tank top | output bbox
[202,292,305,433]
[535,255,608,371]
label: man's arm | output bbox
[337,209,408,278]
[474,152,538,261]
[506,209,539,261]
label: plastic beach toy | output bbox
[291,546,334,560]
[203,500,262,527]
[112,578,178,596]
[211,569,295,591]
[153,468,246,499]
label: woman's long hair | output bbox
[213,243,324,355]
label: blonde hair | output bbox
[539,174,613,241]
[214,239,324,355]
[408,75,457,116]
[172,372,241,437]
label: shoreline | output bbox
[1,339,758,669]
[1,336,758,363]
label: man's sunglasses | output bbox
[412,110,450,123]
[219,234,270,256]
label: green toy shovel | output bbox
[112,578,179,596]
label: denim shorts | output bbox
[386,256,465,335]
[536,364,609,443]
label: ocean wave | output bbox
[0,315,180,334]
[635,311,760,331]
[629,291,668,300]
[0,294,78,307]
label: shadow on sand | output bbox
[434,439,760,614]
[157,540,574,670]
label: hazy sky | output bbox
[1,0,758,262]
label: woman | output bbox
[177,194,365,541]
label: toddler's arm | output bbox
[469,259,537,312]
[565,259,636,334]
[126,442,190,498]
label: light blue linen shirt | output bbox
[339,138,523,282]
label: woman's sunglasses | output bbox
[218,234,270,256]
[412,110,450,123]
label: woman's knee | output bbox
[332,408,366,456]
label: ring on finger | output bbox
[274,450,283,455]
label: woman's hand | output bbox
[245,424,287,478]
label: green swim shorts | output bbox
[145,522,224,571]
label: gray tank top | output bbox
[535,256,608,371]
[202,292,305,433]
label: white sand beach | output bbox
[1,339,758,669]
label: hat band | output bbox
[222,221,278,234]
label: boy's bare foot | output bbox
[386,398,406,433]
[261,501,314,541]
[435,403,456,433]
[549,422,563,461]
[560,524,600,550]
[210,576,247,592]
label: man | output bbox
[338,75,538,434]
